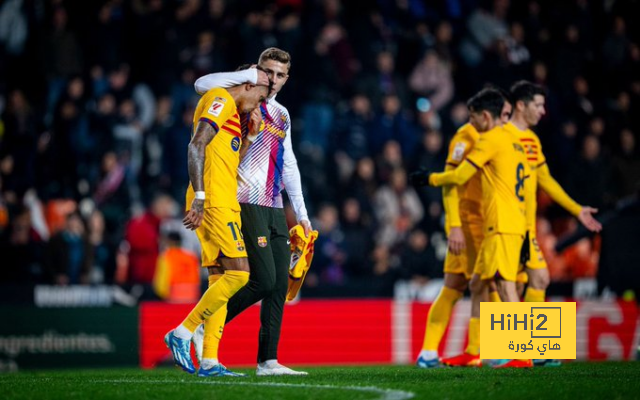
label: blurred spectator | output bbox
[375,140,404,184]
[411,130,446,211]
[370,95,417,158]
[408,50,454,113]
[566,76,596,131]
[44,212,90,285]
[553,24,589,97]
[42,6,84,122]
[309,203,346,286]
[1,90,38,196]
[153,231,200,303]
[373,168,424,248]
[86,209,116,284]
[602,17,630,77]
[94,151,130,244]
[141,96,173,201]
[398,229,442,282]
[161,104,193,201]
[123,193,177,284]
[611,129,640,199]
[0,207,43,283]
[332,93,373,182]
[565,136,608,210]
[345,157,377,224]
[341,198,374,278]
[459,1,509,68]
[181,31,226,78]
[357,50,408,109]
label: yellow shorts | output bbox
[524,234,547,270]
[196,207,247,267]
[444,221,484,279]
[516,270,529,284]
[474,233,524,282]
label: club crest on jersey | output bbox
[208,101,225,117]
[452,142,467,161]
[237,241,245,251]
[231,137,241,152]
[258,236,267,247]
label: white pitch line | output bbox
[96,379,415,400]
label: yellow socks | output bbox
[203,275,227,360]
[489,290,502,302]
[465,317,480,356]
[182,270,249,332]
[422,286,463,352]
[524,287,545,302]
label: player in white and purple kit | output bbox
[191,48,312,376]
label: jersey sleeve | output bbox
[537,163,582,216]
[429,160,478,187]
[196,89,236,132]
[465,131,499,169]
[281,109,309,222]
[445,131,473,167]
[194,69,258,94]
[442,164,462,227]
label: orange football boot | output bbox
[441,353,482,367]
[493,359,533,368]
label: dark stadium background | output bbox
[0,0,638,371]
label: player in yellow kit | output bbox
[505,81,602,367]
[415,94,512,368]
[411,88,533,366]
[164,70,271,377]
[507,81,601,300]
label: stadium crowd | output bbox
[0,0,638,297]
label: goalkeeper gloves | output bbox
[286,224,319,301]
[409,167,432,187]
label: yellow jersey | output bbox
[465,126,529,236]
[185,88,243,211]
[444,123,482,229]
[504,122,581,232]
[504,122,545,184]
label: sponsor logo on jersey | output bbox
[236,241,245,252]
[258,236,268,247]
[208,101,225,117]
[231,136,241,152]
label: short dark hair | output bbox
[483,83,512,105]
[467,88,505,119]
[259,47,291,69]
[510,80,546,105]
[166,231,182,244]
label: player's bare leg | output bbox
[524,267,549,302]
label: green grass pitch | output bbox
[1,362,638,400]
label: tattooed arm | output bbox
[183,121,217,230]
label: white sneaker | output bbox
[256,362,308,376]
[191,324,205,365]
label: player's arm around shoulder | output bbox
[194,69,258,95]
